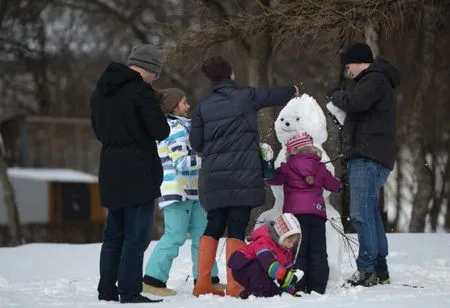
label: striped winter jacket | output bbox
[157,115,200,208]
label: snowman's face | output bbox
[275,94,328,146]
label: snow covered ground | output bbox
[0,234,449,307]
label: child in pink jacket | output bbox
[267,131,342,294]
[227,213,303,298]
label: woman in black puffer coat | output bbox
[190,56,298,297]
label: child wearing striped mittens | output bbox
[142,88,225,296]
[227,213,303,298]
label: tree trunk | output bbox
[365,21,380,58]
[393,150,403,231]
[409,150,433,232]
[0,152,23,246]
[245,0,277,234]
[247,0,277,151]
[408,5,438,232]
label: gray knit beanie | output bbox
[127,44,163,75]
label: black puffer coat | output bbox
[331,59,401,170]
[90,62,170,209]
[190,80,295,211]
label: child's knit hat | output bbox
[286,131,313,155]
[155,88,185,114]
[267,213,302,245]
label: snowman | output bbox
[257,94,344,292]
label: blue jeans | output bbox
[144,200,219,282]
[348,159,390,272]
[97,204,154,302]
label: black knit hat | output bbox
[342,43,374,66]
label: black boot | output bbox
[377,271,390,285]
[238,289,251,299]
[98,293,119,302]
[348,270,377,287]
[120,294,163,303]
[98,286,119,302]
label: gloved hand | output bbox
[278,269,295,289]
[260,143,274,161]
[326,102,346,126]
[326,87,344,99]
[278,269,304,290]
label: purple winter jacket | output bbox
[267,153,341,218]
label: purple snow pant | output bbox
[228,251,282,298]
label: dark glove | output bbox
[326,87,344,99]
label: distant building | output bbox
[0,168,104,224]
[0,115,100,174]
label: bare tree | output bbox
[0,150,23,245]
[408,4,440,232]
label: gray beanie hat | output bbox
[127,44,163,75]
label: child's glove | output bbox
[281,283,302,297]
[260,143,274,161]
[278,269,304,290]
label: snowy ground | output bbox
[1,234,450,307]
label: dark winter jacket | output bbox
[90,62,170,209]
[331,58,401,170]
[190,80,295,211]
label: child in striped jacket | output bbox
[143,88,225,296]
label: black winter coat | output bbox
[331,59,401,170]
[190,80,295,211]
[90,63,170,209]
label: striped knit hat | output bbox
[286,131,313,155]
[273,213,302,245]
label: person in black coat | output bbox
[328,43,400,287]
[190,56,299,297]
[90,44,170,303]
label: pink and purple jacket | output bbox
[267,153,341,218]
[240,224,293,269]
[229,224,296,293]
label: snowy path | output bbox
[0,234,449,307]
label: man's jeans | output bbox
[348,159,390,273]
[97,204,154,301]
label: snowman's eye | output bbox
[296,118,300,121]
[281,118,284,121]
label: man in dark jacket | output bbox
[90,44,170,303]
[190,56,299,297]
[328,43,400,287]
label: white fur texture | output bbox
[255,94,344,291]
